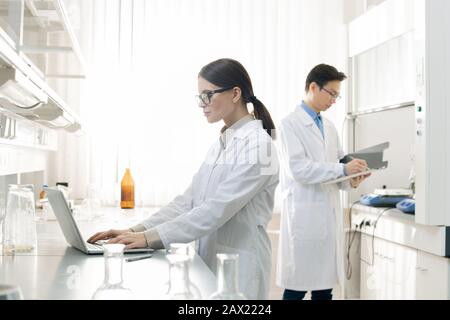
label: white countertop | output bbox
[0,207,217,300]
[351,204,449,257]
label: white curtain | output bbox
[54,0,348,207]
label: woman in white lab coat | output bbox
[88,58,279,300]
[276,64,369,300]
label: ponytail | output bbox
[251,97,276,139]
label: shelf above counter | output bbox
[0,0,86,78]
[0,61,83,133]
[0,108,58,151]
[0,0,83,134]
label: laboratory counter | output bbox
[350,204,450,300]
[0,207,217,300]
[350,204,450,257]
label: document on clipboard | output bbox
[322,142,389,185]
[322,169,378,185]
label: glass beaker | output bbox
[92,244,134,300]
[0,198,6,248]
[86,184,102,218]
[209,254,247,300]
[167,242,193,256]
[0,285,24,300]
[79,184,102,221]
[164,243,201,298]
[2,184,37,254]
[165,253,201,300]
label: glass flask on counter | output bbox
[79,184,102,221]
[120,168,135,209]
[92,244,134,300]
[209,254,247,300]
[0,195,5,248]
[165,253,201,300]
[2,184,37,254]
[0,285,24,300]
[167,242,193,256]
[166,243,201,299]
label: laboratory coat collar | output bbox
[220,115,261,149]
[301,101,322,122]
[295,104,325,144]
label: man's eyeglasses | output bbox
[321,87,341,101]
[196,87,234,106]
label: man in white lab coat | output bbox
[276,64,369,300]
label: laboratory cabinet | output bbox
[360,234,416,300]
[415,250,450,300]
[360,234,450,300]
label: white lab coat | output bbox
[276,107,350,292]
[140,120,279,300]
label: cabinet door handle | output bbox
[416,267,428,272]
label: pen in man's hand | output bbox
[125,254,153,262]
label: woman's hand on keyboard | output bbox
[106,232,146,249]
[87,229,130,244]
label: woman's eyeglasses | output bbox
[195,87,234,106]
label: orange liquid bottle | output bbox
[120,168,135,209]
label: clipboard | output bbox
[340,142,390,170]
[322,169,378,185]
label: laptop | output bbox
[45,187,154,255]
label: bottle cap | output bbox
[56,182,69,187]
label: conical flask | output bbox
[120,168,135,209]
[92,244,134,300]
[164,243,201,298]
[165,253,201,300]
[209,254,247,300]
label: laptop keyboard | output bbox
[85,242,154,253]
[86,242,103,251]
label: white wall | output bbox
[52,0,351,207]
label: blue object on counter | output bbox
[360,194,410,208]
[396,199,416,215]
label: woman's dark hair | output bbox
[199,58,276,139]
[305,64,347,92]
